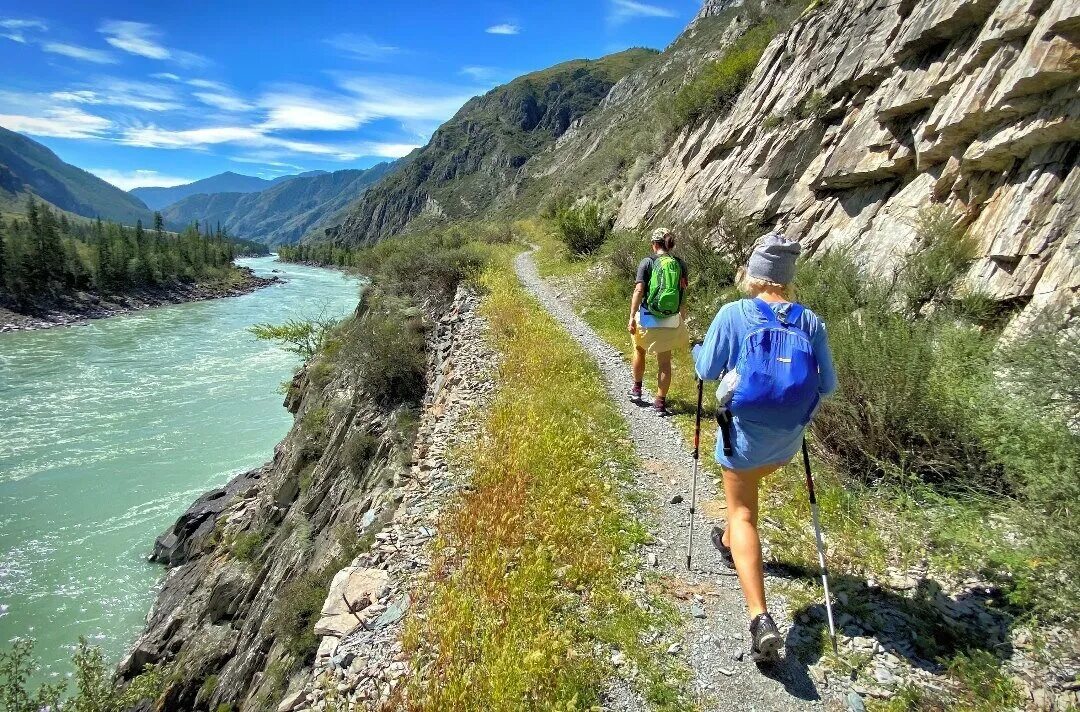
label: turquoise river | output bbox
[0,256,361,683]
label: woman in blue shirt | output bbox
[692,233,837,661]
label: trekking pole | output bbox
[802,437,839,654]
[685,378,704,570]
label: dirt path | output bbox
[514,249,830,711]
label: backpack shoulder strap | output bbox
[782,303,805,326]
[751,298,780,326]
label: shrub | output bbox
[232,529,266,563]
[0,637,168,712]
[798,91,829,120]
[334,303,428,406]
[250,317,337,360]
[341,429,379,473]
[762,114,784,130]
[359,231,484,306]
[270,572,326,660]
[672,19,778,128]
[902,206,977,315]
[554,199,614,256]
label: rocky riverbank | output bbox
[0,266,279,333]
[118,284,493,711]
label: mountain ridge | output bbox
[131,170,329,211]
[0,126,154,225]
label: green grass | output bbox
[401,255,691,710]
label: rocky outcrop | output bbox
[618,0,1080,328]
[118,286,491,711]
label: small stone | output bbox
[646,553,658,567]
[731,649,744,662]
[667,643,681,654]
[612,651,626,666]
[846,691,866,712]
[670,494,684,504]
[873,666,896,686]
[690,603,707,619]
[717,667,734,676]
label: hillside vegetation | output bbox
[161,163,395,246]
[327,50,657,246]
[0,126,152,226]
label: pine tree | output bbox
[0,218,8,293]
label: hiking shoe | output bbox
[750,612,783,663]
[653,396,668,415]
[710,525,736,570]
[629,384,642,401]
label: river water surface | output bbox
[0,256,360,681]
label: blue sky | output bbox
[0,1,695,190]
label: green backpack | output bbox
[646,255,683,317]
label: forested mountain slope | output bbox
[0,126,153,226]
[161,163,395,246]
[326,49,657,246]
[132,171,326,210]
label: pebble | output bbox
[846,691,866,712]
[691,603,707,619]
[670,494,684,504]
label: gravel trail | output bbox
[514,249,830,711]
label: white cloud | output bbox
[1,19,43,43]
[193,91,253,112]
[187,78,226,90]
[460,66,511,86]
[151,72,181,81]
[324,33,399,61]
[99,78,180,111]
[485,23,520,35]
[0,18,47,30]
[50,90,101,103]
[99,20,169,59]
[0,107,112,139]
[42,42,118,64]
[335,76,473,121]
[608,0,676,24]
[90,168,196,191]
[259,93,362,131]
[360,142,418,158]
[98,20,206,66]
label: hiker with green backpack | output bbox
[628,227,690,414]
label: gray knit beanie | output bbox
[747,232,801,285]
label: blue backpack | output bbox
[729,299,820,430]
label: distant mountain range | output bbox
[131,170,329,210]
[0,126,154,225]
[0,125,399,245]
[159,163,396,246]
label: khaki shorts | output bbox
[631,316,690,355]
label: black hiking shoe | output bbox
[750,612,783,663]
[710,525,736,570]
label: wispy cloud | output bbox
[98,20,207,67]
[90,168,197,191]
[193,92,253,112]
[335,76,474,122]
[485,23,520,35]
[0,106,112,139]
[0,18,47,30]
[151,72,181,81]
[324,33,399,61]
[460,66,506,84]
[258,91,362,131]
[608,0,676,25]
[42,42,118,64]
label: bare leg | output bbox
[656,350,672,397]
[721,464,782,618]
[632,346,646,385]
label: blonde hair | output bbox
[737,267,795,300]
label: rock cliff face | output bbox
[617,0,1080,326]
[118,287,488,711]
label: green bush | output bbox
[359,230,484,305]
[232,529,267,563]
[269,572,327,661]
[0,637,168,711]
[672,20,778,128]
[341,429,379,473]
[902,206,977,315]
[554,200,613,256]
[334,302,428,406]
